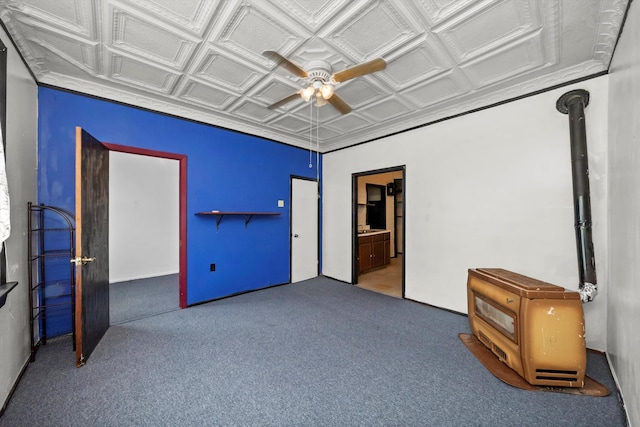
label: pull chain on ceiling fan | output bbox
[263,50,386,114]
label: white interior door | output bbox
[291,177,318,283]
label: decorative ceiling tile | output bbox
[108,2,200,69]
[251,78,303,109]
[381,35,453,90]
[179,79,237,109]
[193,48,262,93]
[22,25,98,74]
[271,114,312,133]
[283,38,348,69]
[314,125,340,141]
[402,69,469,108]
[592,0,629,65]
[108,51,181,93]
[232,100,278,122]
[267,0,348,31]
[538,0,560,66]
[302,119,342,144]
[27,43,97,80]
[213,2,306,66]
[435,0,540,63]
[327,0,419,60]
[123,0,218,35]
[460,30,545,88]
[290,101,342,125]
[325,113,370,133]
[335,79,386,109]
[413,0,478,26]
[360,97,413,122]
[4,0,95,37]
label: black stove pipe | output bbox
[556,89,597,303]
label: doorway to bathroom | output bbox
[352,166,405,298]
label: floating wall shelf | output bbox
[195,211,281,229]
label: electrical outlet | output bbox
[210,263,216,272]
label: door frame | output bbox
[103,143,188,308]
[352,166,405,293]
[290,175,320,282]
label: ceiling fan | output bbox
[263,50,386,114]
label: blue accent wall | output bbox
[38,87,320,332]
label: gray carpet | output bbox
[1,277,627,426]
[109,274,179,325]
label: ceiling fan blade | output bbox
[268,92,302,110]
[327,93,352,114]
[263,50,308,78]
[332,58,386,83]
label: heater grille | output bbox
[492,344,507,361]
[478,331,507,362]
[535,369,579,383]
[478,331,491,347]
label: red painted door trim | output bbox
[103,143,188,309]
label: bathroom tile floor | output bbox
[356,255,403,298]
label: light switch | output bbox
[278,200,285,208]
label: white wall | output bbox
[607,0,640,424]
[109,152,179,282]
[0,28,38,409]
[323,78,609,351]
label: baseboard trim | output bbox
[187,281,290,307]
[109,272,179,284]
[404,297,468,317]
[320,274,352,285]
[0,351,33,417]
[605,352,631,426]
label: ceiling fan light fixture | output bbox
[320,84,334,100]
[315,91,328,107]
[301,86,315,102]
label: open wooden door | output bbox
[74,127,110,367]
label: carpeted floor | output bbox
[109,274,179,325]
[0,277,627,426]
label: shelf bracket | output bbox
[244,214,254,228]
[216,214,225,230]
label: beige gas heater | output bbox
[467,268,586,388]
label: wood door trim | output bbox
[74,127,83,366]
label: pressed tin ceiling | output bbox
[0,0,629,152]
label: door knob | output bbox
[71,256,96,266]
[294,234,299,238]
